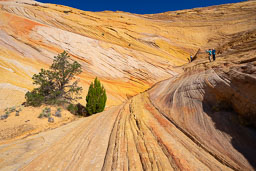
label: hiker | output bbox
[190,55,193,62]
[206,49,212,62]
[212,48,216,61]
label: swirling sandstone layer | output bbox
[1,77,255,170]
[0,0,256,170]
[0,0,255,107]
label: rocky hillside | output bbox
[0,0,256,170]
[1,0,255,108]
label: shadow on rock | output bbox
[202,83,256,169]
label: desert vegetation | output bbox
[85,77,107,115]
[38,107,51,118]
[0,1,256,170]
[1,106,22,120]
[25,51,83,106]
[25,51,106,116]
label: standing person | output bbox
[212,48,216,61]
[190,55,193,62]
[206,49,212,62]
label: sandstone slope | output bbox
[0,0,256,170]
[0,0,255,108]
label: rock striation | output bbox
[0,0,256,108]
[0,0,256,170]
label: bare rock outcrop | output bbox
[149,59,256,170]
[0,0,256,170]
[0,0,256,108]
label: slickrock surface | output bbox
[148,28,256,170]
[0,0,255,108]
[1,88,255,170]
[149,69,256,171]
[0,94,233,170]
[0,0,256,170]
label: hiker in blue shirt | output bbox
[212,48,216,61]
[190,55,193,62]
[206,49,212,62]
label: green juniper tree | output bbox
[85,77,107,115]
[25,51,82,106]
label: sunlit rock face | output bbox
[0,0,256,170]
[0,0,182,108]
[149,67,256,170]
[147,24,256,170]
[1,0,255,108]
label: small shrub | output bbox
[25,91,44,107]
[4,106,17,114]
[47,112,51,118]
[5,111,10,115]
[55,108,62,117]
[48,117,54,123]
[1,115,8,120]
[38,113,44,118]
[38,107,51,118]
[55,111,61,117]
[45,107,51,113]
[67,104,78,114]
[10,106,16,112]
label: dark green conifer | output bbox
[85,77,107,115]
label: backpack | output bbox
[212,49,216,55]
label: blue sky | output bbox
[37,0,245,14]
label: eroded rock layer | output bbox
[1,87,255,170]
[0,0,256,170]
[149,71,256,170]
[0,0,256,107]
